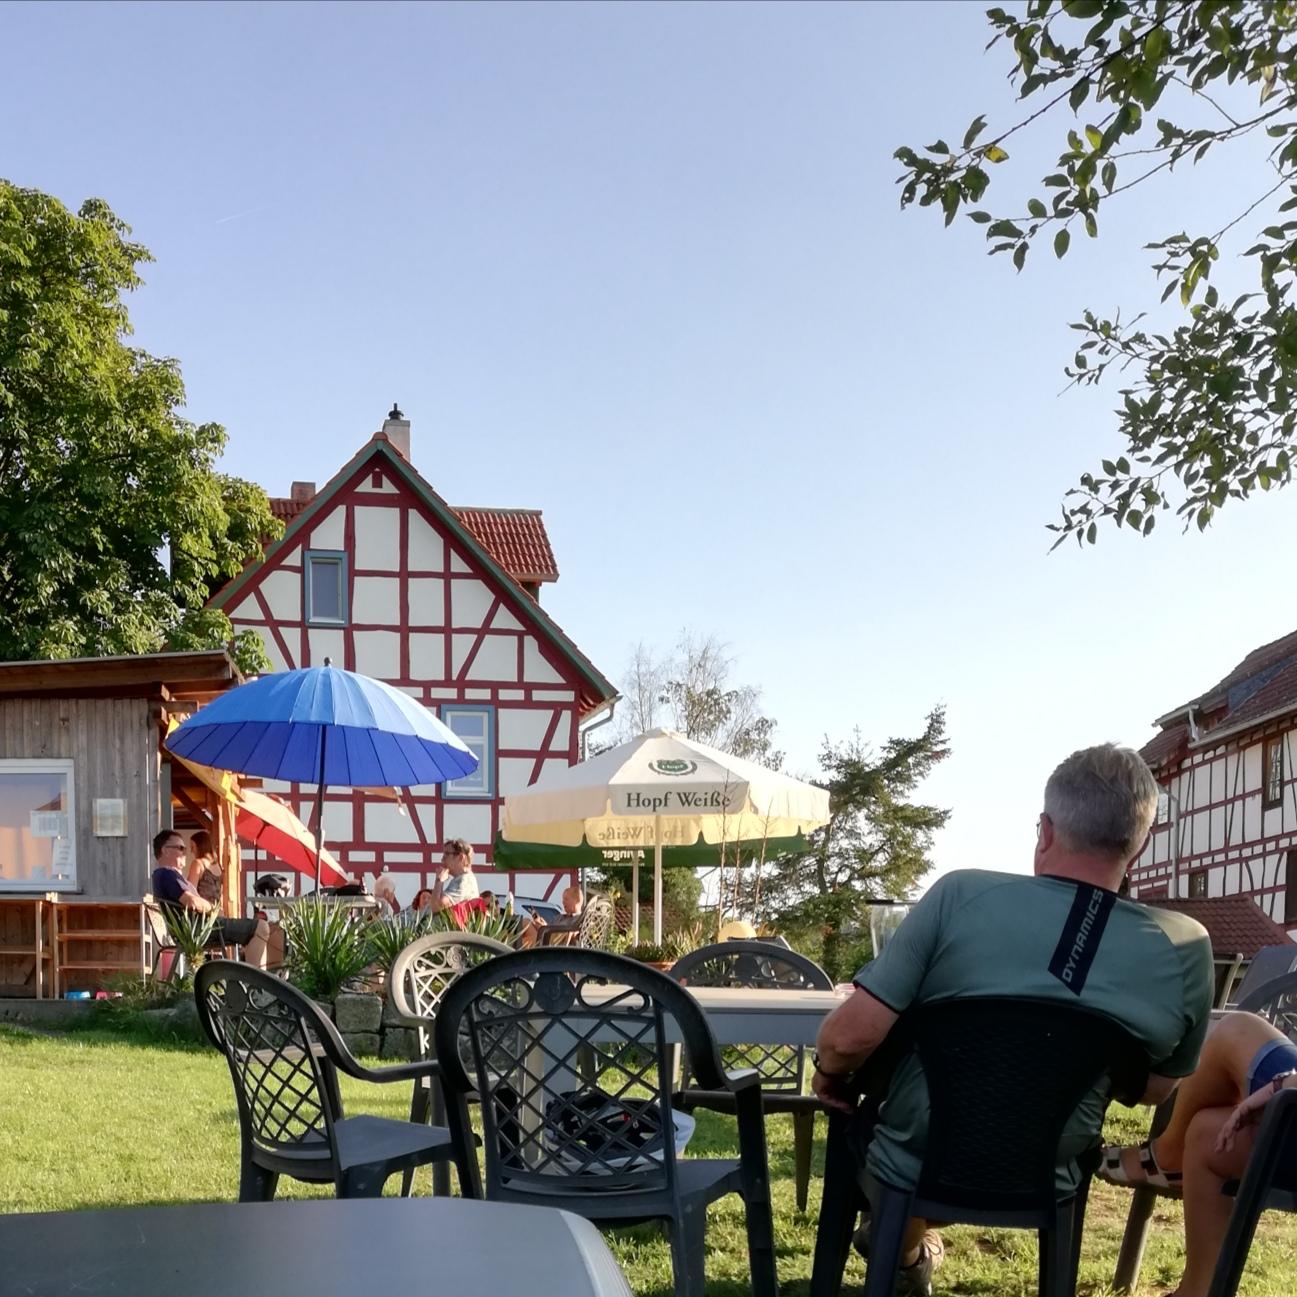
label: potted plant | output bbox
[623,941,675,973]
[280,895,375,1010]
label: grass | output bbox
[2,1019,1296,1294]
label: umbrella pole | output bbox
[631,856,640,944]
[652,814,663,946]
[311,726,329,893]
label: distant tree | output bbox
[895,2,1297,543]
[610,632,783,768]
[0,182,279,672]
[761,709,950,981]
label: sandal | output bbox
[1099,1140,1182,1189]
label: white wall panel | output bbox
[1265,806,1284,840]
[255,629,290,674]
[408,514,446,571]
[365,802,421,843]
[523,638,563,685]
[409,633,446,681]
[499,708,555,752]
[451,579,496,627]
[259,568,302,621]
[531,688,575,701]
[1244,744,1262,791]
[310,511,345,550]
[451,633,477,677]
[449,549,471,573]
[1192,810,1210,855]
[354,630,401,680]
[1244,796,1262,842]
[307,628,345,665]
[499,756,538,795]
[1210,806,1226,852]
[468,637,517,682]
[320,802,354,844]
[408,577,445,624]
[367,474,398,494]
[492,604,523,631]
[353,506,400,572]
[353,576,400,624]
[442,803,493,844]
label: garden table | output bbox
[0,1197,632,1297]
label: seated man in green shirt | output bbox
[814,743,1214,1294]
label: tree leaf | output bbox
[1054,228,1071,258]
[962,115,988,149]
[1013,242,1028,271]
[983,145,1009,163]
[1069,78,1090,112]
[1027,198,1048,218]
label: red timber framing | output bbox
[1132,715,1297,935]
[208,435,617,891]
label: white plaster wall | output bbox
[254,628,291,673]
[449,549,471,573]
[450,633,477,677]
[442,803,493,843]
[353,506,401,572]
[463,688,493,700]
[409,633,446,680]
[451,579,496,627]
[310,511,346,550]
[499,756,538,795]
[523,638,563,685]
[353,576,400,624]
[354,630,401,680]
[1210,806,1226,853]
[1244,796,1262,841]
[308,628,345,664]
[368,473,398,494]
[492,604,523,631]
[319,802,354,845]
[407,513,446,571]
[1244,744,1262,791]
[1265,805,1284,840]
[1152,832,1167,866]
[257,568,303,621]
[1210,756,1224,804]
[365,802,421,844]
[499,708,555,752]
[530,688,575,701]
[408,577,445,624]
[499,689,526,701]
[467,637,517,682]
[1192,810,1210,855]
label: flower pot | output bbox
[641,960,674,973]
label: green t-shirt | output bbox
[853,869,1214,1191]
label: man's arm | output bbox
[175,887,213,914]
[816,986,899,1075]
[1141,1073,1179,1107]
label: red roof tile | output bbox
[453,507,558,584]
[266,499,559,585]
[1212,656,1297,732]
[1176,627,1297,714]
[1139,722,1190,773]
[1146,897,1293,959]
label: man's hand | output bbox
[812,1067,856,1114]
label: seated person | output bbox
[372,872,400,916]
[813,744,1214,1294]
[425,839,479,913]
[410,888,437,914]
[1101,1010,1297,1297]
[151,830,278,971]
[518,886,584,949]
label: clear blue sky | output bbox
[5,1,1291,884]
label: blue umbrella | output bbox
[166,660,478,882]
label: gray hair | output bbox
[1043,744,1158,861]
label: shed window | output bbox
[1264,737,1285,810]
[305,550,347,625]
[0,759,76,890]
[1187,870,1208,899]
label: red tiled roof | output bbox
[266,499,559,585]
[1176,627,1297,714]
[453,507,558,584]
[1146,897,1293,959]
[1139,722,1190,773]
[1214,656,1297,732]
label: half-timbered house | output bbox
[1133,628,1297,935]
[208,408,617,899]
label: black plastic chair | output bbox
[433,947,778,1297]
[671,938,832,1211]
[194,960,464,1200]
[389,930,511,1194]
[539,893,615,949]
[1111,970,1297,1291]
[811,996,1148,1297]
[1206,1087,1297,1297]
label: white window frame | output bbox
[441,705,495,799]
[305,549,348,626]
[0,757,77,891]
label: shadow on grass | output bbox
[33,1014,211,1055]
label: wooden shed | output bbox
[0,650,243,996]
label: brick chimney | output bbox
[380,403,411,460]
[290,481,316,504]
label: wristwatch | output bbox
[1270,1069,1297,1095]
[812,1051,852,1079]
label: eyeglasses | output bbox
[161,842,186,853]
[1036,814,1051,842]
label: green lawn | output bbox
[1,1021,1295,1295]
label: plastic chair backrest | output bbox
[904,996,1149,1213]
[576,894,615,949]
[1237,969,1297,1042]
[1232,945,1297,1008]
[435,948,730,1198]
[194,960,347,1158]
[389,931,512,1060]
[671,939,831,1091]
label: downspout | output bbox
[579,698,618,760]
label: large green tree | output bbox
[896,2,1297,543]
[0,182,279,671]
[760,709,950,981]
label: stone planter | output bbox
[335,991,383,1033]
